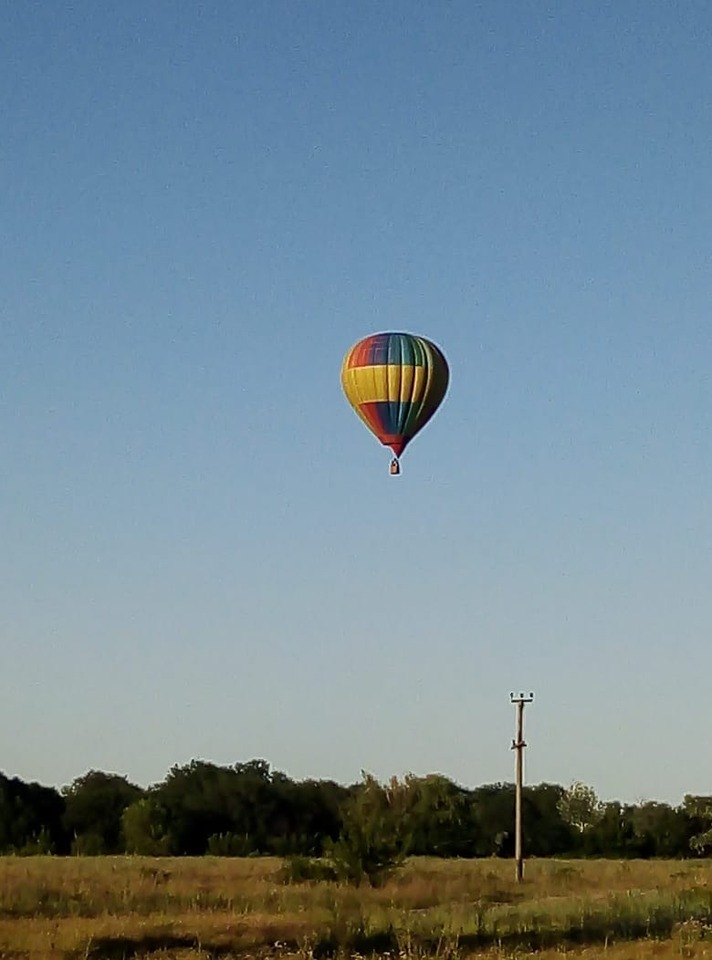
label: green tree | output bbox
[62,771,143,854]
[404,773,474,857]
[285,778,348,856]
[151,758,321,856]
[583,801,634,857]
[328,773,413,886]
[630,801,692,858]
[557,782,604,835]
[470,783,515,856]
[467,782,574,858]
[121,796,173,855]
[522,783,576,856]
[0,774,67,854]
[153,761,244,855]
[683,795,712,855]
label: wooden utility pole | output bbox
[510,692,534,883]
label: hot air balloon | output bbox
[341,331,449,475]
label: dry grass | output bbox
[1,856,711,959]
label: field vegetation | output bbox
[2,856,712,960]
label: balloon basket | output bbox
[389,458,400,476]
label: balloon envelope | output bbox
[341,331,449,458]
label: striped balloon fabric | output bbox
[341,332,449,467]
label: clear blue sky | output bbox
[2,0,712,806]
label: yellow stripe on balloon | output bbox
[340,364,427,405]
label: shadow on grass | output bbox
[84,933,235,959]
[79,891,712,959]
[309,892,712,957]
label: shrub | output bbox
[278,855,339,884]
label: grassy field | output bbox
[1,856,712,959]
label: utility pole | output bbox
[510,691,534,883]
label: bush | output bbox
[278,855,339,884]
[14,827,55,856]
[327,773,412,887]
[206,832,254,857]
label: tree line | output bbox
[2,760,711,864]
